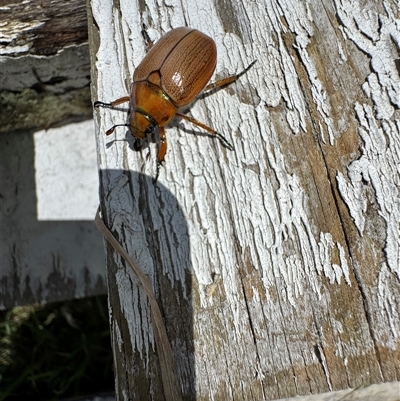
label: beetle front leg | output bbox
[94,96,131,136]
[155,127,167,182]
[94,96,130,109]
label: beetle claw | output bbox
[216,133,234,151]
[154,161,164,183]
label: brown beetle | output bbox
[95,27,255,180]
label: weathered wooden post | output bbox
[87,0,400,399]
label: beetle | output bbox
[95,26,255,181]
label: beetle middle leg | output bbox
[204,60,257,92]
[141,24,154,50]
[176,113,234,150]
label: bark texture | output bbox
[88,0,400,399]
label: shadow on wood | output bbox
[99,169,195,399]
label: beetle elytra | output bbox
[95,26,256,181]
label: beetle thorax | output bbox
[129,78,178,138]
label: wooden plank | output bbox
[278,381,400,401]
[0,0,87,56]
[87,0,400,399]
[0,0,106,307]
[0,0,91,133]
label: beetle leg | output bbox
[155,127,167,181]
[94,96,130,108]
[176,113,234,151]
[204,60,257,92]
[94,97,131,136]
[141,24,154,50]
[134,137,146,151]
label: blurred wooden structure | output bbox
[0,0,105,309]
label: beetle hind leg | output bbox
[204,60,257,92]
[176,113,234,151]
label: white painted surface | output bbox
[90,0,400,399]
[34,120,99,220]
[334,0,400,279]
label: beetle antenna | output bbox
[105,124,130,136]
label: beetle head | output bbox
[129,109,158,139]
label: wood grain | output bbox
[0,0,91,133]
[88,0,400,399]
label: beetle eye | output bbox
[145,124,155,134]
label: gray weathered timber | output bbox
[0,0,106,308]
[0,0,92,133]
[88,0,400,399]
[0,122,106,309]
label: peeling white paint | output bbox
[338,243,351,285]
[0,44,30,54]
[336,169,367,235]
[377,263,399,348]
[338,103,400,278]
[93,0,352,353]
[362,73,395,120]
[0,20,45,51]
[334,0,400,280]
[91,0,398,397]
[335,0,400,114]
[333,0,400,353]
